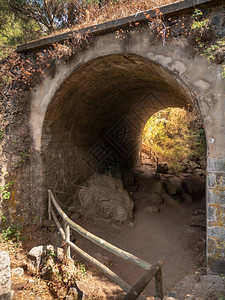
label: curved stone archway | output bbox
[41,54,195,188]
[28,31,224,273]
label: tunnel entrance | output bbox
[41,54,207,295]
[42,54,193,206]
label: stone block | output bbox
[208,189,225,204]
[207,158,225,173]
[0,252,13,300]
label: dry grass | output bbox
[46,0,180,38]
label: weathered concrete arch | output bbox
[40,53,196,191]
[28,16,225,275]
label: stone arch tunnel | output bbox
[1,0,225,275]
[41,54,192,191]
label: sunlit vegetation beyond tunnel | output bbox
[142,107,207,174]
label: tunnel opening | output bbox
[41,54,207,295]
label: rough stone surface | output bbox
[167,275,225,300]
[148,194,163,206]
[150,181,165,194]
[11,267,24,277]
[93,253,111,266]
[163,179,178,195]
[78,173,134,223]
[27,245,64,270]
[0,252,13,300]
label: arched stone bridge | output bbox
[1,0,224,274]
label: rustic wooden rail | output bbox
[142,143,159,167]
[48,189,165,299]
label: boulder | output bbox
[161,194,178,206]
[78,172,134,223]
[0,252,14,300]
[162,179,177,195]
[193,169,205,177]
[215,47,225,64]
[182,192,193,204]
[27,245,64,270]
[157,163,168,173]
[11,267,24,277]
[150,181,165,194]
[182,179,193,195]
[148,194,163,206]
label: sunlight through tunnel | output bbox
[41,54,199,206]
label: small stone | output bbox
[68,287,78,297]
[215,47,225,64]
[41,220,56,232]
[93,253,111,266]
[145,206,160,214]
[76,281,90,295]
[189,161,200,170]
[28,279,35,283]
[64,296,73,300]
[12,267,24,277]
[149,194,163,205]
[27,246,43,269]
[193,169,205,177]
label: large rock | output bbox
[78,172,134,223]
[27,245,64,270]
[162,179,177,195]
[148,194,163,206]
[0,252,13,300]
[150,181,165,194]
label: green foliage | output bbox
[0,181,14,200]
[0,215,22,244]
[191,10,225,79]
[143,108,206,173]
[0,130,4,139]
[0,1,41,58]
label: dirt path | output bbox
[71,163,206,298]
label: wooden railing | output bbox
[48,190,165,300]
[142,143,159,167]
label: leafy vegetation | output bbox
[191,9,225,78]
[142,108,206,173]
[0,215,22,244]
[0,180,14,200]
[0,0,179,57]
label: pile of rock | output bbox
[157,159,205,176]
[147,176,199,208]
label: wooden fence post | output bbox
[65,221,71,258]
[48,193,51,221]
[154,269,163,300]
